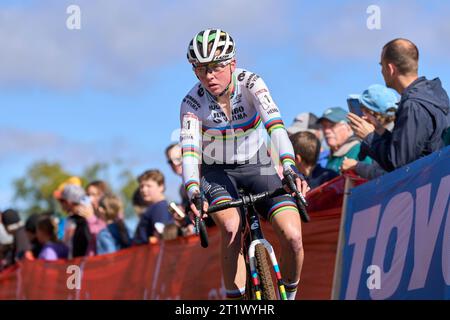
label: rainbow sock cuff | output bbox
[284,280,299,292]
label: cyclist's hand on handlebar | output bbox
[297,177,310,196]
[283,175,310,197]
[283,165,311,196]
[190,194,209,219]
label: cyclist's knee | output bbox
[215,212,241,246]
[282,229,303,254]
[221,223,241,246]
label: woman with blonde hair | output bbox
[96,194,131,255]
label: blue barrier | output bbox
[339,146,450,300]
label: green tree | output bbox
[12,160,138,218]
[13,161,72,215]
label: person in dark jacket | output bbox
[133,170,174,245]
[348,38,450,172]
[289,131,339,189]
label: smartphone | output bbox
[168,202,186,218]
[347,98,364,117]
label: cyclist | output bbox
[180,29,310,300]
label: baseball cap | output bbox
[60,184,87,204]
[287,112,320,135]
[1,209,24,232]
[352,84,399,115]
[317,107,349,124]
[53,176,82,199]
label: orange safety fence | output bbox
[0,175,366,300]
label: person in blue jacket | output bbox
[96,194,131,255]
[348,38,450,172]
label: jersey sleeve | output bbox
[180,100,202,200]
[249,76,296,171]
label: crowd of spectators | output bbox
[1,38,449,271]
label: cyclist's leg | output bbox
[201,168,247,299]
[270,208,303,300]
[244,163,304,300]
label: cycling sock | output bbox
[284,280,299,300]
[225,287,246,300]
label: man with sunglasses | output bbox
[180,29,310,300]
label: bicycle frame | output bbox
[241,200,288,300]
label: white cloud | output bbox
[0,0,291,91]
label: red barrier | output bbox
[0,175,365,300]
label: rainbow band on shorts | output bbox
[268,200,298,223]
[210,195,233,206]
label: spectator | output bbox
[287,112,330,167]
[165,143,201,228]
[165,143,190,211]
[36,215,69,261]
[96,194,131,255]
[25,213,45,259]
[133,170,175,245]
[318,107,372,174]
[55,184,93,258]
[0,209,33,269]
[86,180,111,211]
[132,187,149,216]
[348,38,450,171]
[342,84,399,179]
[52,176,83,240]
[290,131,339,189]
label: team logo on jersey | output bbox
[246,73,260,89]
[197,87,204,97]
[237,71,246,82]
[183,95,201,111]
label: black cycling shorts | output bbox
[200,155,298,222]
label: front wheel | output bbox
[254,244,277,300]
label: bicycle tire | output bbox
[255,244,277,300]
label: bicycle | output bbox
[193,170,310,300]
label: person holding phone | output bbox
[349,39,450,172]
[343,85,399,179]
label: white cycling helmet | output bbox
[187,29,236,65]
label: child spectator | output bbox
[96,194,131,255]
[36,216,69,261]
[133,170,175,245]
[290,131,338,189]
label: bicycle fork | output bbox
[246,206,287,300]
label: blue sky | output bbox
[1,0,450,210]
